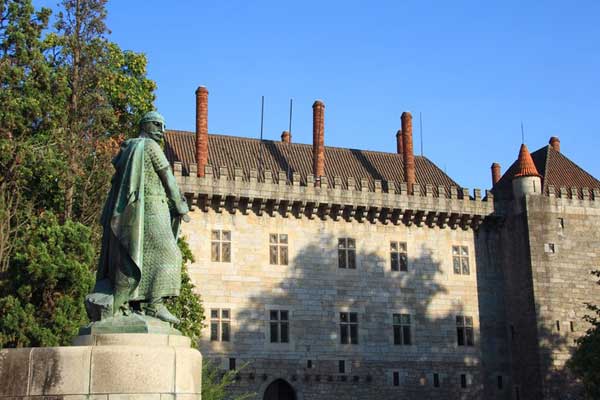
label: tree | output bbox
[568,270,600,399]
[0,0,67,271]
[0,212,94,348]
[0,0,155,347]
[48,0,155,224]
[202,360,256,400]
[166,237,205,343]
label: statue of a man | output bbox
[87,111,189,325]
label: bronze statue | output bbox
[85,111,189,326]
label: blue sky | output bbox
[35,1,600,189]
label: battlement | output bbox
[173,162,495,230]
[546,185,600,202]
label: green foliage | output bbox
[0,0,156,348]
[166,237,205,343]
[0,212,94,348]
[568,270,600,399]
[202,361,256,400]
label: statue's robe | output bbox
[95,138,181,314]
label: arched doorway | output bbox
[263,378,296,400]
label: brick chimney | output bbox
[312,100,325,181]
[281,130,291,143]
[396,129,403,154]
[401,112,415,194]
[491,162,501,186]
[549,136,561,152]
[195,86,209,177]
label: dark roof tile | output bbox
[165,130,460,194]
[492,145,600,199]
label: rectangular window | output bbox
[452,245,470,275]
[340,312,358,344]
[229,357,236,371]
[570,321,575,332]
[390,241,408,271]
[338,360,346,374]
[269,310,289,343]
[556,320,561,331]
[211,230,231,262]
[460,374,467,388]
[544,243,556,253]
[497,375,503,390]
[307,360,313,369]
[393,371,400,386]
[269,234,288,265]
[558,218,565,229]
[393,314,412,345]
[210,308,231,342]
[338,238,356,269]
[456,315,474,346]
[433,373,440,388]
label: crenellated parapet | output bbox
[173,163,496,230]
[546,185,600,202]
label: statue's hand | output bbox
[182,214,191,223]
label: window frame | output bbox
[452,245,470,275]
[269,233,289,265]
[338,238,357,269]
[210,308,231,342]
[269,309,289,343]
[340,312,359,344]
[456,315,474,346]
[390,241,408,272]
[393,313,412,345]
[211,229,232,263]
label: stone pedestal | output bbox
[0,333,202,399]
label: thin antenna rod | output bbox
[287,98,293,182]
[260,96,265,140]
[419,112,424,156]
[258,96,265,174]
[521,121,525,144]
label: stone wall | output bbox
[524,194,600,399]
[183,208,501,399]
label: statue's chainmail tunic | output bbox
[133,139,181,300]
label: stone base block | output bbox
[0,334,201,400]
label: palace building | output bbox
[165,86,600,400]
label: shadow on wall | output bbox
[537,310,584,400]
[216,232,486,399]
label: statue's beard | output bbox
[140,131,164,144]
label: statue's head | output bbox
[139,111,166,142]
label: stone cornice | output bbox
[174,163,497,230]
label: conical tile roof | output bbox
[514,144,542,178]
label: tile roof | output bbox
[164,130,460,194]
[492,144,600,199]
[514,144,542,178]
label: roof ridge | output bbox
[540,145,551,193]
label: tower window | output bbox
[269,234,288,265]
[211,230,231,262]
[393,313,412,345]
[210,308,231,342]
[340,312,358,344]
[390,241,408,271]
[269,310,289,343]
[452,245,470,275]
[393,371,400,386]
[338,238,356,269]
[456,315,474,346]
